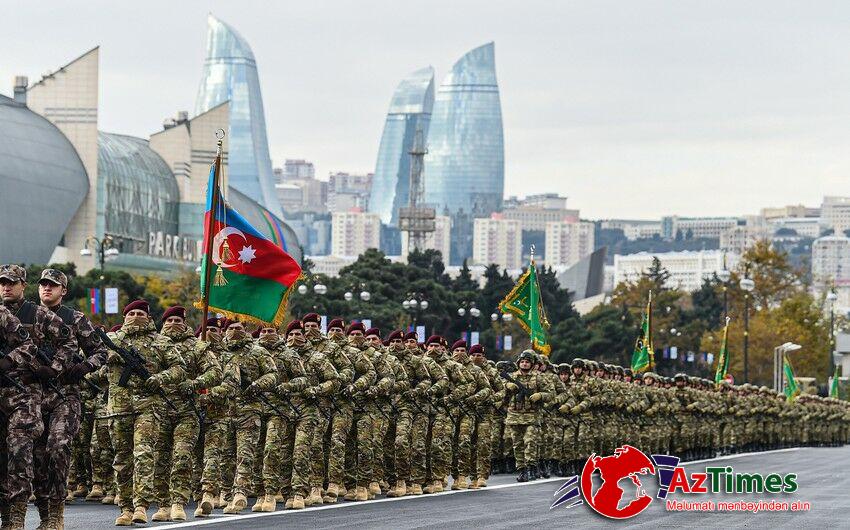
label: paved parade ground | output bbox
[48,445,849,530]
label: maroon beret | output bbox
[425,335,443,346]
[251,327,261,338]
[162,305,186,322]
[222,319,242,330]
[451,340,467,351]
[302,312,320,324]
[404,332,418,342]
[206,317,222,329]
[347,322,365,335]
[109,324,122,333]
[328,318,345,331]
[286,320,304,335]
[387,330,404,342]
[365,327,381,338]
[123,299,150,316]
[469,344,484,355]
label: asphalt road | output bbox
[48,445,849,529]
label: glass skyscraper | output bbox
[424,42,504,263]
[369,66,435,226]
[194,14,283,218]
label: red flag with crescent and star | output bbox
[195,165,302,326]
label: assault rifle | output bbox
[239,371,290,418]
[96,328,178,412]
[498,370,529,406]
[35,347,65,397]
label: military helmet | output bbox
[557,362,570,373]
[624,368,633,378]
[517,350,535,364]
[587,360,599,371]
[572,358,586,369]
[673,373,688,382]
[616,366,625,376]
[641,372,656,380]
[495,360,512,372]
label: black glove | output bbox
[63,362,93,384]
[35,366,58,384]
[0,357,13,374]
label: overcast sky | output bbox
[4,1,850,219]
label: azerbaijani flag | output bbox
[195,165,302,326]
[499,258,551,355]
[714,317,731,385]
[631,293,654,373]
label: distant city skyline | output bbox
[4,1,850,219]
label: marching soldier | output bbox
[503,350,550,482]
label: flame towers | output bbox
[194,14,282,217]
[369,67,435,226]
[424,42,504,263]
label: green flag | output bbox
[714,317,731,385]
[830,365,841,399]
[499,259,550,355]
[630,294,654,373]
[783,354,800,402]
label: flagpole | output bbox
[201,130,225,340]
[648,290,654,371]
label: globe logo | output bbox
[580,445,657,519]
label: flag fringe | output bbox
[194,273,305,328]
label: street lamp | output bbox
[740,271,756,383]
[773,342,802,392]
[491,312,513,352]
[404,294,429,327]
[827,290,838,379]
[457,301,479,336]
[81,236,119,271]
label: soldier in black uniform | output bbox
[0,264,77,529]
[36,268,108,529]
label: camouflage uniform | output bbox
[427,348,470,488]
[452,351,491,486]
[106,319,185,512]
[471,357,504,484]
[352,342,393,495]
[417,349,448,490]
[504,352,551,480]
[154,325,220,508]
[194,333,230,504]
[0,303,38,525]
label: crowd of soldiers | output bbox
[0,264,847,529]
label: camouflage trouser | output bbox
[91,417,114,492]
[110,408,160,510]
[370,409,388,484]
[309,412,329,489]
[428,411,453,482]
[408,409,428,484]
[220,419,236,499]
[544,413,557,460]
[344,407,374,488]
[252,417,268,496]
[200,418,226,496]
[232,413,262,496]
[0,384,43,504]
[507,423,537,469]
[383,414,397,483]
[34,389,82,503]
[575,416,593,461]
[325,405,352,486]
[264,412,315,498]
[470,414,491,480]
[452,412,474,478]
[153,410,199,505]
[392,407,414,483]
[68,405,94,489]
[561,419,577,462]
[490,415,505,462]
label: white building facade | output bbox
[613,250,739,292]
[473,214,522,270]
[331,209,381,257]
[545,220,595,267]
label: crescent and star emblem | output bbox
[212,227,258,267]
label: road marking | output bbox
[156,447,803,528]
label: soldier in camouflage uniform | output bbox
[409,333,448,494]
[449,340,491,489]
[105,299,185,526]
[36,268,108,528]
[1,265,78,529]
[384,330,430,497]
[552,363,574,476]
[217,319,277,515]
[503,350,550,482]
[492,360,513,474]
[0,271,39,530]
[308,317,356,504]
[424,336,470,493]
[536,357,561,478]
[152,306,221,522]
[469,345,504,488]
[365,328,404,496]
[558,358,599,470]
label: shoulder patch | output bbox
[17,327,29,341]
[58,325,71,339]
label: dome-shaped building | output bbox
[0,94,88,264]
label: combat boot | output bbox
[290,495,305,510]
[86,484,105,501]
[455,476,469,490]
[73,484,89,498]
[114,508,133,527]
[35,498,49,530]
[284,497,293,509]
[338,485,348,498]
[306,487,323,506]
[468,477,480,490]
[264,494,278,512]
[386,480,406,497]
[101,494,115,505]
[132,505,148,524]
[194,505,206,518]
[151,505,170,521]
[171,504,186,521]
[199,492,215,516]
[251,496,265,512]
[432,479,444,493]
[516,468,529,482]
[422,482,434,494]
[408,483,423,495]
[65,490,74,503]
[476,477,488,488]
[368,482,381,497]
[343,488,357,501]
[215,492,227,508]
[529,464,539,480]
[354,486,368,501]
[323,483,339,503]
[223,493,247,514]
